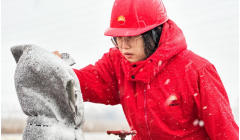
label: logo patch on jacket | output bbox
[166,95,179,106]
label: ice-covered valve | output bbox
[107,130,137,140]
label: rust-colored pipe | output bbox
[107,130,137,140]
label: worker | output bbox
[54,0,239,139]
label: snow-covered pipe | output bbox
[11,45,85,140]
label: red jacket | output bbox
[74,20,239,140]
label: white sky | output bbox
[1,0,239,124]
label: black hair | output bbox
[142,24,163,57]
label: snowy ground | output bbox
[1,133,132,140]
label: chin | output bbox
[128,59,138,63]
[125,57,143,63]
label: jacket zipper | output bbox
[144,85,153,140]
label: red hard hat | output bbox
[104,0,168,37]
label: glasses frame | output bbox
[111,37,118,49]
[111,35,142,49]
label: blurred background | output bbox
[1,0,239,139]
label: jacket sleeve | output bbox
[73,49,120,105]
[195,64,239,140]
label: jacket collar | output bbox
[121,19,187,83]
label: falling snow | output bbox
[199,120,204,127]
[193,119,199,126]
[147,84,151,89]
[164,79,170,85]
[203,106,207,109]
[158,60,162,67]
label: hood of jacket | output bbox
[121,19,187,83]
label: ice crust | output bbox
[11,45,85,140]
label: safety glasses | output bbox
[111,35,142,49]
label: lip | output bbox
[124,53,133,58]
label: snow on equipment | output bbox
[11,45,84,140]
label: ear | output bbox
[10,45,29,63]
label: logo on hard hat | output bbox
[117,15,126,25]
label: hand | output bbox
[52,51,61,58]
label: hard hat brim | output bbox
[104,24,160,37]
[104,18,169,37]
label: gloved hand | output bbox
[52,51,76,66]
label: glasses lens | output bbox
[111,35,142,49]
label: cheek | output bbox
[132,48,146,62]
[138,49,147,60]
[119,49,124,56]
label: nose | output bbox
[120,39,131,49]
